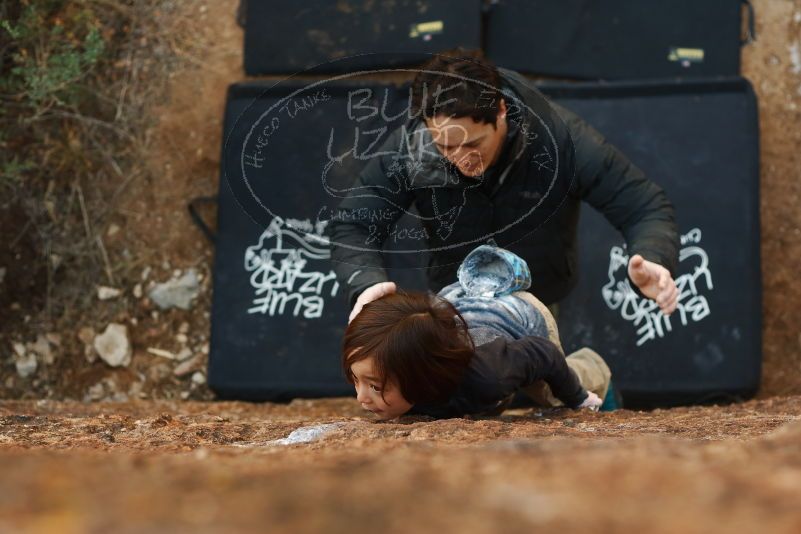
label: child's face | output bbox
[350,357,412,420]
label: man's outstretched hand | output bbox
[627,254,678,315]
[348,281,397,324]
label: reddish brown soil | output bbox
[3,397,801,532]
[2,3,801,530]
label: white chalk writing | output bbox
[244,217,339,319]
[366,222,430,245]
[601,227,713,346]
[244,89,331,169]
[235,69,565,256]
[279,90,331,119]
[316,205,400,225]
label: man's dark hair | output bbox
[342,292,475,405]
[411,48,503,126]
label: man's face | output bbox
[425,100,508,178]
[350,357,412,420]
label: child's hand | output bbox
[578,391,603,411]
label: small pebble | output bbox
[97,286,122,300]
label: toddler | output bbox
[342,245,612,419]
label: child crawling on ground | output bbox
[342,245,613,420]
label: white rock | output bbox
[790,42,801,75]
[15,353,37,378]
[175,347,193,361]
[271,424,342,446]
[28,334,54,365]
[174,353,203,377]
[107,223,120,237]
[175,333,188,345]
[148,269,200,310]
[191,371,206,385]
[178,321,190,334]
[12,342,26,357]
[84,382,105,402]
[93,323,132,367]
[133,283,143,299]
[146,347,176,360]
[110,391,129,402]
[97,286,122,300]
[141,266,151,281]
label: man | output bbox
[328,50,679,323]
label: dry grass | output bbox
[0,0,222,399]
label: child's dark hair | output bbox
[342,292,475,405]
[411,48,503,126]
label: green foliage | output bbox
[1,156,34,187]
[1,2,106,107]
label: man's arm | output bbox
[551,102,680,283]
[327,133,414,309]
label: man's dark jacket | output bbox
[328,68,679,306]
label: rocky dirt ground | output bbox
[3,396,801,532]
[2,0,801,531]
